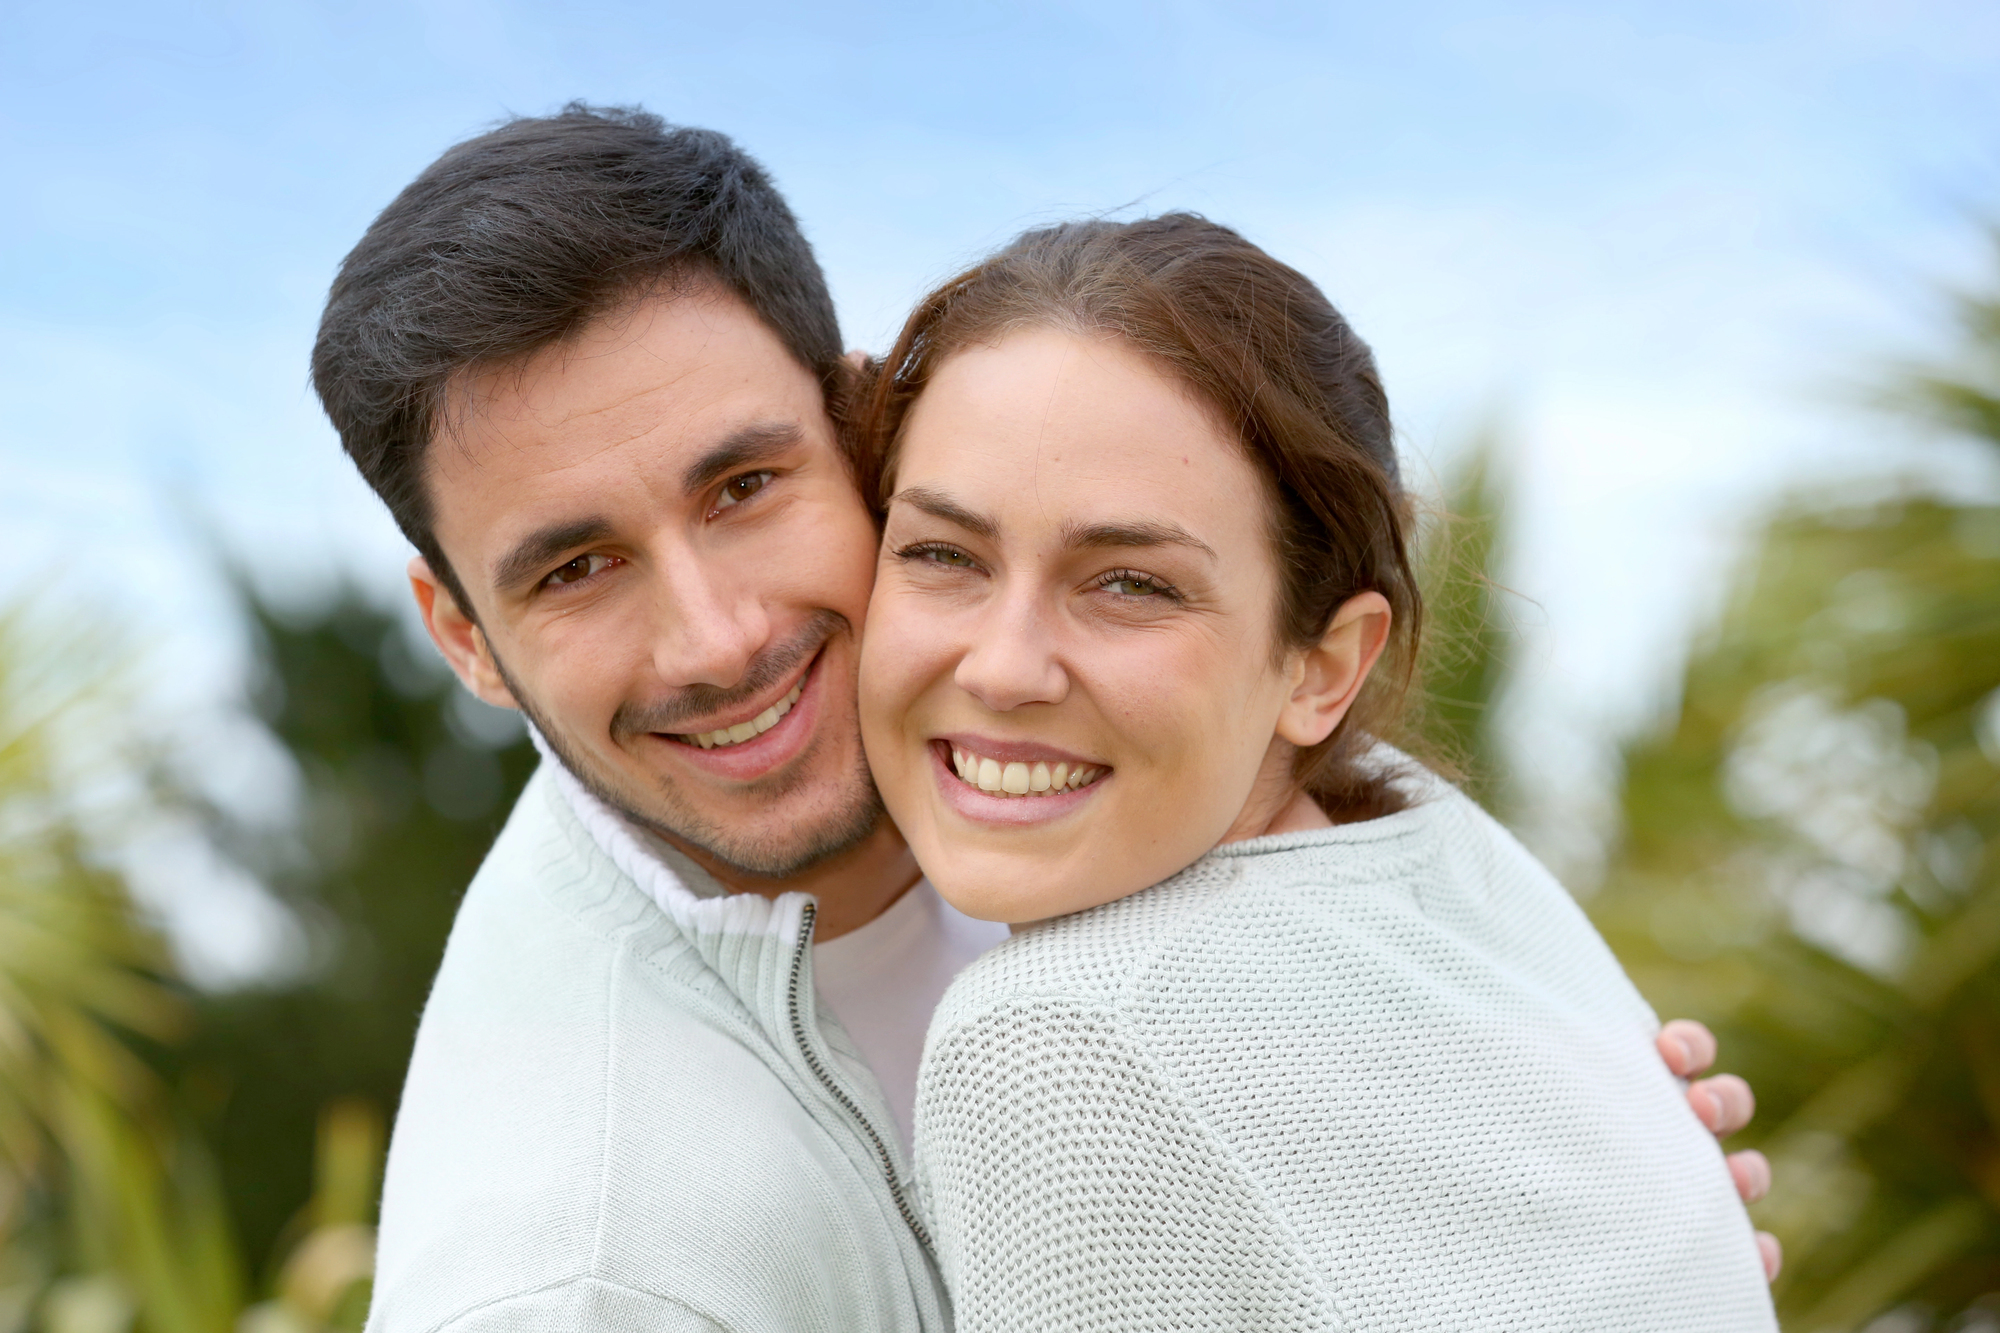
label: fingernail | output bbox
[1757,1232,1783,1281]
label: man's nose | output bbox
[650,557,769,690]
[952,588,1068,713]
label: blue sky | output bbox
[5,1,1999,950]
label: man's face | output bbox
[419,287,883,877]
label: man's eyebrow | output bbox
[889,486,1000,541]
[680,422,806,496]
[1061,518,1217,559]
[492,517,614,594]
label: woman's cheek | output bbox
[865,597,936,741]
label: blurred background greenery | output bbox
[0,235,1994,1332]
[1421,228,2000,1332]
[0,592,534,1329]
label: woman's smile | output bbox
[927,735,1111,827]
[945,745,1106,797]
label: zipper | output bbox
[786,901,937,1259]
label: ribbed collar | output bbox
[529,725,813,948]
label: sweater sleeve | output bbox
[915,997,1343,1333]
[429,1279,731,1333]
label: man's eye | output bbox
[714,471,774,510]
[544,553,615,588]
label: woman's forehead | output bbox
[896,329,1265,531]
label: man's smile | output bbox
[677,676,805,748]
[641,645,830,784]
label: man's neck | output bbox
[657,818,922,943]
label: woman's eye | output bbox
[714,471,774,510]
[896,542,979,570]
[544,553,615,588]
[1100,571,1174,598]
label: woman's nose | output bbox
[952,594,1068,713]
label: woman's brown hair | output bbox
[861,213,1425,820]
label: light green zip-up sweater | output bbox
[916,778,1777,1333]
[366,762,947,1333]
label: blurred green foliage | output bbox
[187,590,534,1276]
[0,612,243,1329]
[1414,429,1518,816]
[1424,239,2000,1330]
[0,586,533,1329]
[1588,487,2000,1331]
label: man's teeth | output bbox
[949,748,1104,797]
[682,682,804,749]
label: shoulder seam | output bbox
[1111,857,1247,1010]
[422,1274,733,1333]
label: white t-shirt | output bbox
[814,879,1009,1157]
[544,763,1006,1162]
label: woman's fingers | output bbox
[1727,1150,1771,1203]
[1689,1073,1756,1137]
[1756,1231,1783,1282]
[1658,1018,1719,1078]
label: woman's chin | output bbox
[892,737,1224,924]
[923,853,1114,925]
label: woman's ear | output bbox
[1274,592,1393,748]
[408,556,519,711]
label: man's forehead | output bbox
[426,290,831,520]
[443,295,817,461]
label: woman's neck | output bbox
[1219,741,1332,844]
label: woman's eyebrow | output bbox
[1062,519,1216,559]
[891,486,999,540]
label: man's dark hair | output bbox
[311,102,843,609]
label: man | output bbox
[312,103,1772,1332]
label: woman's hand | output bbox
[1657,1018,1782,1281]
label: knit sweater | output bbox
[914,780,1777,1332]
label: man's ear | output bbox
[1274,592,1393,748]
[408,556,518,711]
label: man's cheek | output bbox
[536,639,624,740]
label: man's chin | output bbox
[534,711,884,881]
[650,789,886,881]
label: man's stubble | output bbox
[487,611,886,881]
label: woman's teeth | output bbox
[682,681,804,749]
[949,748,1104,797]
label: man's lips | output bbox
[676,677,805,749]
[641,650,827,783]
[659,653,818,748]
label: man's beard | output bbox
[491,609,884,880]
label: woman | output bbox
[856,215,1776,1331]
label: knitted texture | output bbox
[916,782,1777,1332]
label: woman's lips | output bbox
[945,743,1105,797]
[929,738,1108,825]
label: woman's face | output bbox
[858,328,1309,922]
